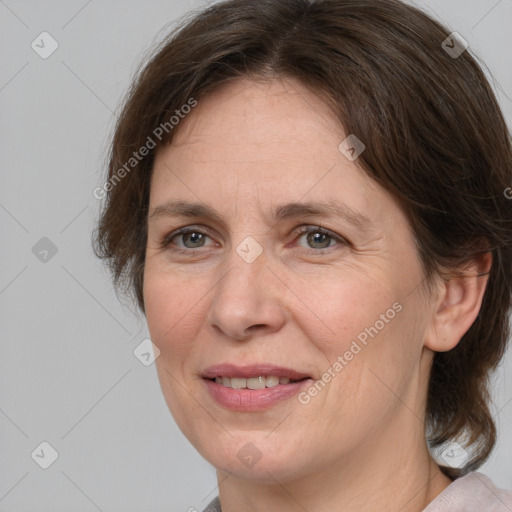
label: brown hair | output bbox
[93,0,512,478]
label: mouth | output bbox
[201,364,312,411]
[208,375,306,389]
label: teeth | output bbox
[247,376,266,390]
[231,377,246,389]
[213,376,298,389]
[265,376,279,387]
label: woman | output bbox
[94,0,512,510]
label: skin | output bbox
[143,77,491,512]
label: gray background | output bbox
[1,0,511,511]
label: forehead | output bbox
[153,79,358,180]
[169,77,342,157]
[149,77,401,230]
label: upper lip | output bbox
[201,364,311,380]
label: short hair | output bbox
[93,0,512,478]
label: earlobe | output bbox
[424,251,492,353]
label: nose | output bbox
[207,248,286,341]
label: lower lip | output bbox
[204,379,311,411]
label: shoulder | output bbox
[424,472,512,512]
[200,475,512,512]
[201,496,222,512]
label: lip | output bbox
[201,364,311,380]
[201,364,312,412]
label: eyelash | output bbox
[160,225,349,256]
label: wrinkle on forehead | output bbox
[170,76,343,150]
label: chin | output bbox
[198,433,313,483]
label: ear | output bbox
[424,251,492,352]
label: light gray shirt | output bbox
[202,472,512,511]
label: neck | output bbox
[216,414,452,512]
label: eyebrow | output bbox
[147,199,374,231]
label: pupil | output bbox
[308,232,329,248]
[185,232,204,247]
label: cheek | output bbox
[292,270,420,405]
[143,266,205,363]
[143,267,210,434]
[289,266,399,357]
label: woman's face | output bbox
[143,77,437,482]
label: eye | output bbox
[294,226,348,252]
[161,227,216,251]
[160,225,348,255]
